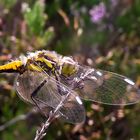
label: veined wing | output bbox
[74,66,140,105]
[15,70,85,123]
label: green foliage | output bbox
[23,1,47,36]
[116,0,140,33]
[0,0,17,8]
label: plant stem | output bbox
[34,91,70,140]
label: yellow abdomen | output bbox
[0,61,23,73]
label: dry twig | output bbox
[34,92,71,140]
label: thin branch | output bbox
[34,92,71,140]
[0,110,35,131]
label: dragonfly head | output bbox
[61,57,78,77]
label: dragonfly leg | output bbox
[71,78,84,90]
[54,72,64,95]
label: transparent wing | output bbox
[15,70,85,123]
[74,66,140,105]
[59,96,85,124]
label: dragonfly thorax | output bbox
[21,50,60,74]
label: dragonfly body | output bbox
[0,50,78,77]
[0,50,140,123]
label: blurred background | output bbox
[0,0,140,139]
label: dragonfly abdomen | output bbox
[0,61,23,73]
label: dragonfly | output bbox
[0,50,139,124]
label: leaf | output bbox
[23,1,47,36]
